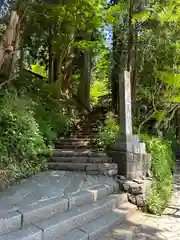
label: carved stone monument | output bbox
[112,71,151,180]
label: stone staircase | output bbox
[0,111,140,239]
[0,175,137,240]
[49,137,118,176]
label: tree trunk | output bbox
[62,57,73,95]
[0,11,19,75]
[77,51,91,110]
[8,18,21,79]
[48,28,54,83]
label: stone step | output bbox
[70,134,97,138]
[61,211,121,240]
[0,182,118,236]
[76,209,130,239]
[50,156,112,164]
[53,150,106,157]
[0,225,42,240]
[55,140,92,146]
[0,196,135,240]
[48,162,118,175]
[33,197,118,239]
[54,144,92,150]
[57,138,94,142]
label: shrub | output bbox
[35,98,69,145]
[96,112,119,150]
[0,90,51,181]
[96,118,175,215]
[141,134,175,215]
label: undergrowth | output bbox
[140,134,175,215]
[96,114,175,215]
[0,87,71,187]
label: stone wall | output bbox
[115,175,152,211]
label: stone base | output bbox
[115,176,152,211]
[112,134,151,179]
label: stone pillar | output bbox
[112,71,151,180]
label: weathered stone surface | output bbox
[49,162,86,171]
[80,212,121,240]
[0,171,118,213]
[117,176,152,210]
[67,191,93,209]
[128,183,142,195]
[89,185,109,201]
[116,192,128,208]
[121,180,143,194]
[54,150,106,157]
[133,178,143,184]
[0,212,21,235]
[35,198,117,240]
[51,156,89,163]
[107,169,118,176]
[128,193,136,205]
[62,228,88,240]
[0,225,42,240]
[19,196,68,225]
[136,194,146,207]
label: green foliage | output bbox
[90,43,110,105]
[35,97,70,144]
[90,80,109,105]
[141,134,175,215]
[31,63,48,78]
[0,88,70,182]
[0,90,51,180]
[96,112,119,150]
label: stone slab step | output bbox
[79,211,123,240]
[0,212,21,236]
[34,197,117,239]
[48,162,118,175]
[61,228,88,240]
[52,202,137,240]
[0,183,118,236]
[57,138,94,143]
[53,150,106,157]
[55,141,92,146]
[0,200,135,240]
[78,203,137,240]
[50,156,112,164]
[54,144,92,150]
[1,225,42,240]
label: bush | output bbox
[96,118,175,215]
[96,112,119,150]
[0,90,51,180]
[35,98,70,145]
[141,134,175,215]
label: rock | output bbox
[127,181,143,194]
[108,169,118,177]
[133,178,143,184]
[122,183,130,192]
[146,177,153,181]
[115,175,126,181]
[146,170,152,178]
[136,194,146,207]
[128,194,136,205]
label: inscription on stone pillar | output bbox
[119,71,132,137]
